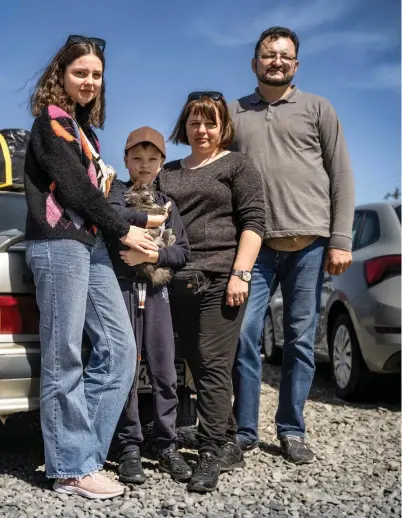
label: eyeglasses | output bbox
[66,34,106,52]
[187,91,224,101]
[257,53,296,65]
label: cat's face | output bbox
[124,183,156,208]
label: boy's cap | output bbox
[125,126,166,158]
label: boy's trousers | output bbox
[115,279,178,454]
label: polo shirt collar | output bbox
[250,85,300,104]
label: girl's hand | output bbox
[120,226,158,253]
[226,275,249,307]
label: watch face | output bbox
[243,271,252,282]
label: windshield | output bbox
[0,193,27,233]
[395,205,401,223]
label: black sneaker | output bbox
[118,450,146,484]
[236,436,259,453]
[158,445,192,482]
[280,436,315,464]
[220,441,245,472]
[187,452,220,493]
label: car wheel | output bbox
[330,313,370,400]
[176,387,197,427]
[263,312,282,365]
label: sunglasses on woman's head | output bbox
[66,34,106,52]
[187,91,224,101]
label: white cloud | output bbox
[197,0,358,47]
[347,63,401,92]
[301,30,398,55]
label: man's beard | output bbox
[257,67,294,87]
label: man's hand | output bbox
[120,249,158,266]
[324,248,352,276]
[147,202,172,228]
[120,226,158,253]
[226,275,249,307]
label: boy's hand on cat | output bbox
[146,202,172,228]
[120,226,159,253]
[120,249,159,266]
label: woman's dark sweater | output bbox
[24,104,147,245]
[158,152,265,273]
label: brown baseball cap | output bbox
[125,126,166,158]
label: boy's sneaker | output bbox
[118,450,146,484]
[158,445,192,482]
[53,472,125,499]
[236,436,259,453]
[280,436,315,464]
[220,441,246,472]
[187,452,220,493]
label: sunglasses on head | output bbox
[187,91,224,101]
[66,34,106,52]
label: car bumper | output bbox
[0,339,192,418]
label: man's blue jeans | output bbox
[232,238,328,443]
[26,238,136,478]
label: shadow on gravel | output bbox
[262,361,401,411]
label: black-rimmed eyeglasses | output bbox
[66,34,106,52]
[187,91,224,101]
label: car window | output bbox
[352,211,364,251]
[0,193,27,233]
[395,205,401,223]
[355,211,380,250]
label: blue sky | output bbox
[1,0,400,204]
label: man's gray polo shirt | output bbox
[228,87,355,251]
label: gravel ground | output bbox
[0,363,400,518]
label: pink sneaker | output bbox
[53,472,125,499]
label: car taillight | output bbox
[364,255,401,287]
[0,295,39,334]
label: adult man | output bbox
[230,26,355,464]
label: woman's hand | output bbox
[120,226,158,253]
[146,202,172,228]
[226,275,249,307]
[120,249,159,266]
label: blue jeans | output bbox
[26,238,136,478]
[232,238,328,443]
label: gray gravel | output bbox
[0,364,400,518]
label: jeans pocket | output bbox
[25,240,37,268]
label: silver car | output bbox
[0,191,196,425]
[263,201,401,400]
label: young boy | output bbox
[108,127,192,484]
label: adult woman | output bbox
[159,92,265,492]
[24,36,157,499]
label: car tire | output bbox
[263,312,282,365]
[176,387,197,427]
[330,313,371,400]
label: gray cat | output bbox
[124,182,175,287]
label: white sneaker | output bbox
[53,472,125,499]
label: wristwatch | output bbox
[231,269,252,282]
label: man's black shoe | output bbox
[118,450,146,484]
[158,445,192,482]
[236,436,259,453]
[187,452,220,493]
[280,436,315,464]
[220,441,246,472]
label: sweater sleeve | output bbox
[107,179,148,228]
[31,108,130,238]
[156,196,190,270]
[231,154,265,238]
[319,100,355,251]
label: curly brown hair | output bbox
[169,95,233,149]
[30,38,106,128]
